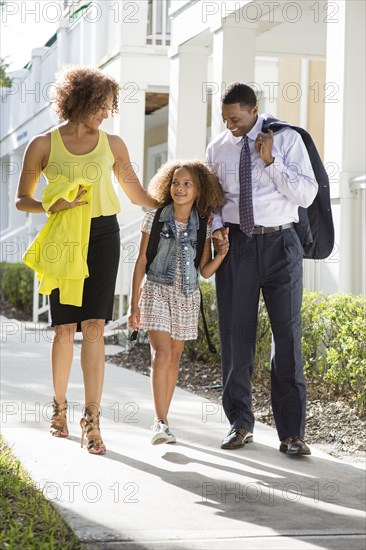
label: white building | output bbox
[1,0,365,314]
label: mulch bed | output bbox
[0,299,33,322]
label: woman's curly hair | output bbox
[148,160,224,218]
[52,66,120,122]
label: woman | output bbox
[16,66,157,455]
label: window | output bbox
[147,143,168,186]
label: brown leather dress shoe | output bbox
[280,436,311,455]
[221,428,253,449]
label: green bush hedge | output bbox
[187,282,366,413]
[0,262,33,314]
[302,292,366,411]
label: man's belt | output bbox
[224,222,293,234]
[252,222,293,234]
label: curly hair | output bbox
[148,160,224,218]
[52,66,120,122]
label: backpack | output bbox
[261,117,334,260]
[145,207,217,353]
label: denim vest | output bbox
[146,203,200,294]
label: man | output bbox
[206,82,318,455]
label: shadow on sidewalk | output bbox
[99,441,365,550]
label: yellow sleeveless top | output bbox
[43,128,121,217]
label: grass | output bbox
[0,435,84,549]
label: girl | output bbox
[17,66,157,455]
[128,160,228,444]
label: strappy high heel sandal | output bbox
[50,397,68,438]
[80,407,106,455]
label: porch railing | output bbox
[146,0,171,46]
[0,224,34,264]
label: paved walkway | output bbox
[1,317,365,549]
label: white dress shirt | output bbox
[206,113,318,232]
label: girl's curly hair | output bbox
[148,160,224,218]
[52,66,120,122]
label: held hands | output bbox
[255,129,275,166]
[212,227,230,256]
[48,185,88,213]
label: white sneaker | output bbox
[151,420,170,445]
[165,426,176,444]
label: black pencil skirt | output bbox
[50,215,120,331]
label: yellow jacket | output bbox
[23,176,93,307]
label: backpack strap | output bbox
[145,207,164,274]
[199,287,217,354]
[196,217,217,353]
[194,216,208,269]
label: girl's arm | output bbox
[109,135,159,209]
[128,231,150,330]
[200,235,229,279]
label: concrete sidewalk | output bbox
[1,318,365,550]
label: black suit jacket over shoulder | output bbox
[261,116,334,260]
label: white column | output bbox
[349,177,366,295]
[119,0,149,47]
[30,47,49,114]
[6,69,28,133]
[91,1,109,66]
[117,78,147,223]
[167,45,209,160]
[324,0,366,294]
[57,18,69,68]
[211,20,257,138]
[299,59,318,292]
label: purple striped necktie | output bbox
[239,135,254,236]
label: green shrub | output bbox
[187,282,366,413]
[0,262,33,314]
[301,291,324,371]
[319,293,365,409]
